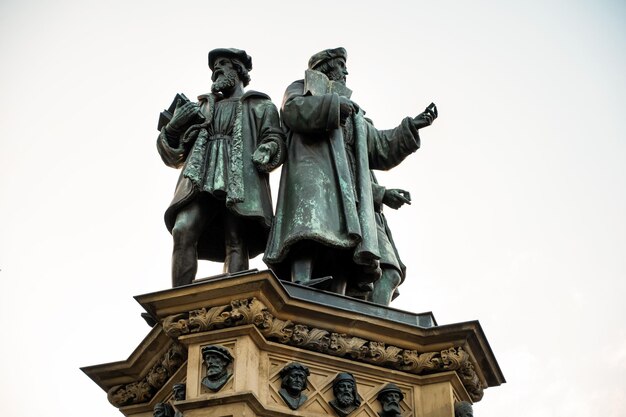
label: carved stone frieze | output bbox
[162,298,485,400]
[107,343,187,407]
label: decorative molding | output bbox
[107,343,187,407]
[162,298,484,401]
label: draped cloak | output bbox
[157,90,285,262]
[264,80,420,281]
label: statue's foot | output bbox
[295,276,332,288]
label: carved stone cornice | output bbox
[162,297,484,401]
[106,343,187,407]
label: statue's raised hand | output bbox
[413,102,438,129]
[167,100,203,134]
[383,189,411,209]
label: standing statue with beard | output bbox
[264,47,437,297]
[157,48,285,287]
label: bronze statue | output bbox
[171,383,185,417]
[329,372,361,416]
[153,403,174,417]
[278,362,310,410]
[157,48,285,287]
[376,383,404,417]
[172,383,185,401]
[455,401,474,417]
[264,47,437,297]
[345,173,408,305]
[368,173,409,305]
[200,345,233,392]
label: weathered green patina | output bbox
[264,47,437,297]
[157,48,285,287]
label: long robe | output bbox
[370,175,406,278]
[157,90,285,262]
[264,80,420,280]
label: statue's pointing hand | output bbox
[413,102,438,129]
[383,189,411,209]
[167,100,204,134]
[253,142,279,169]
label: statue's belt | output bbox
[207,133,231,142]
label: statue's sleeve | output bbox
[157,128,187,169]
[281,81,341,133]
[365,117,421,170]
[254,100,287,172]
[157,97,209,169]
[371,181,386,212]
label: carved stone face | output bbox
[284,369,307,395]
[204,353,228,379]
[335,380,356,407]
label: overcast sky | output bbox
[1,1,625,416]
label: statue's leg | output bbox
[291,257,314,284]
[328,275,348,295]
[171,198,211,287]
[223,210,249,273]
[290,242,316,284]
[370,267,401,306]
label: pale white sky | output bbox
[1,1,625,416]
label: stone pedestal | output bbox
[82,270,504,417]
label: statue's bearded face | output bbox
[381,391,402,415]
[204,353,228,379]
[211,57,239,94]
[335,381,355,407]
[323,58,348,85]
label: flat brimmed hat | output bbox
[280,362,310,378]
[308,47,347,70]
[208,48,252,71]
[377,383,404,401]
[201,345,233,362]
[333,372,355,384]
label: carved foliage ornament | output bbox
[163,298,484,401]
[107,343,187,407]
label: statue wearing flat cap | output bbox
[157,48,286,287]
[278,362,310,410]
[200,345,233,392]
[376,383,404,417]
[265,47,437,300]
